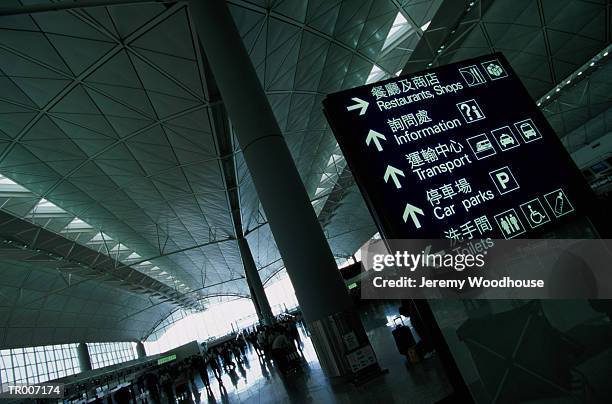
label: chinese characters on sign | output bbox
[324,54,590,240]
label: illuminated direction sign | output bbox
[323,54,595,240]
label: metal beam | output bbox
[128,237,234,267]
[0,213,200,310]
[402,0,492,73]
[195,39,276,323]
[0,0,179,16]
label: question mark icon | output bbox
[460,103,472,121]
[458,100,483,122]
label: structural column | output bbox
[189,0,379,377]
[136,341,147,359]
[76,343,92,372]
[249,284,264,320]
[238,237,274,325]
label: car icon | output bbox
[499,133,515,147]
[519,123,537,139]
[475,139,492,152]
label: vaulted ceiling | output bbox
[0,0,608,348]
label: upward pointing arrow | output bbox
[346,97,369,116]
[384,165,405,189]
[403,203,425,229]
[366,130,386,152]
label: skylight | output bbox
[366,64,385,84]
[89,232,113,243]
[125,252,141,260]
[310,143,350,216]
[63,217,93,231]
[382,12,410,50]
[110,243,130,252]
[315,187,327,197]
[0,175,17,185]
[327,153,343,166]
[28,198,67,216]
[0,175,29,195]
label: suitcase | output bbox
[392,316,416,354]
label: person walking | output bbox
[193,354,212,394]
[220,344,235,371]
[208,350,223,385]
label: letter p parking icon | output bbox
[489,166,519,195]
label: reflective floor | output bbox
[186,301,452,404]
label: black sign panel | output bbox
[323,53,596,240]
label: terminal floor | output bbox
[187,301,452,404]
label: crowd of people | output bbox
[124,314,304,403]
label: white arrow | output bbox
[384,165,405,189]
[346,97,369,116]
[403,203,425,229]
[366,129,386,152]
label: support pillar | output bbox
[136,341,146,359]
[77,343,92,372]
[189,0,380,378]
[249,284,264,320]
[238,237,274,325]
